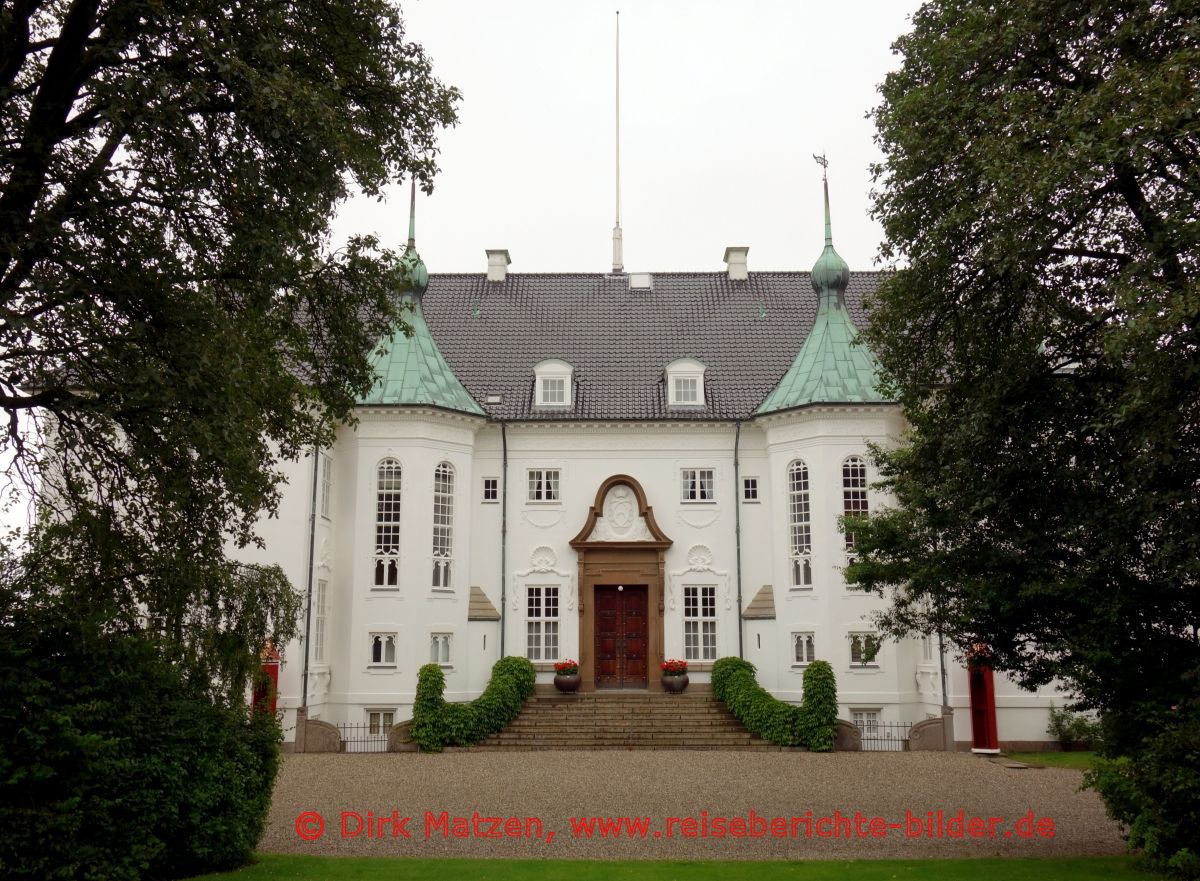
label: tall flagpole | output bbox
[612,10,624,273]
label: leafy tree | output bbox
[848,0,1197,871]
[0,0,459,691]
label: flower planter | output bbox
[661,673,689,694]
[553,673,581,694]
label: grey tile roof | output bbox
[419,271,883,421]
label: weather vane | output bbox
[813,152,828,181]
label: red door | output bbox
[968,664,999,751]
[594,585,648,689]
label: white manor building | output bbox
[248,182,1063,751]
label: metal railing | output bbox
[336,722,390,753]
[857,721,913,752]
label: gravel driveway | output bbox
[262,751,1125,860]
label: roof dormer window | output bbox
[534,359,573,408]
[666,358,706,407]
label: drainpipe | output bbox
[499,422,508,657]
[300,446,320,709]
[938,629,952,751]
[733,421,744,658]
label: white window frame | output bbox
[526,585,560,661]
[666,358,706,407]
[788,460,812,588]
[680,468,715,503]
[367,708,395,735]
[742,476,759,502]
[527,468,561,503]
[534,359,573,407]
[431,462,454,590]
[481,476,499,503]
[683,585,717,661]
[851,708,881,737]
[373,458,402,589]
[792,631,816,666]
[921,635,934,662]
[319,453,333,519]
[313,579,328,663]
[842,455,869,551]
[430,632,452,667]
[849,632,881,668]
[369,632,397,668]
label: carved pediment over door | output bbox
[570,474,672,550]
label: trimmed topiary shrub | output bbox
[411,655,536,752]
[712,656,839,751]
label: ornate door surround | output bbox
[570,475,672,692]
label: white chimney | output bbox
[723,246,749,281]
[486,249,511,283]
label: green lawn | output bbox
[193,854,1153,881]
[1007,751,1096,770]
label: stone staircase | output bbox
[472,692,797,751]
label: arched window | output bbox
[431,462,454,589]
[374,458,401,587]
[842,455,868,551]
[788,460,812,587]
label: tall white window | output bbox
[683,585,717,661]
[432,462,454,589]
[849,632,881,667]
[680,468,715,502]
[527,468,560,502]
[788,460,812,587]
[313,579,328,662]
[842,456,868,550]
[374,459,401,587]
[793,631,815,665]
[369,633,396,666]
[430,633,452,665]
[921,635,934,662]
[526,585,560,660]
[319,453,333,519]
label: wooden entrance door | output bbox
[594,585,648,688]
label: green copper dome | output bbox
[356,182,483,415]
[755,176,892,414]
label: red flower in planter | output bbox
[661,659,688,675]
[554,659,579,675]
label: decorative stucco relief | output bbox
[668,544,731,610]
[677,508,721,529]
[522,510,564,529]
[512,545,576,612]
[586,483,653,541]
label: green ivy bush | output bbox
[1086,689,1200,880]
[711,657,838,751]
[0,610,279,881]
[411,656,536,752]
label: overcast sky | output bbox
[331,0,926,274]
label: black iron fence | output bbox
[336,722,390,753]
[857,721,913,752]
